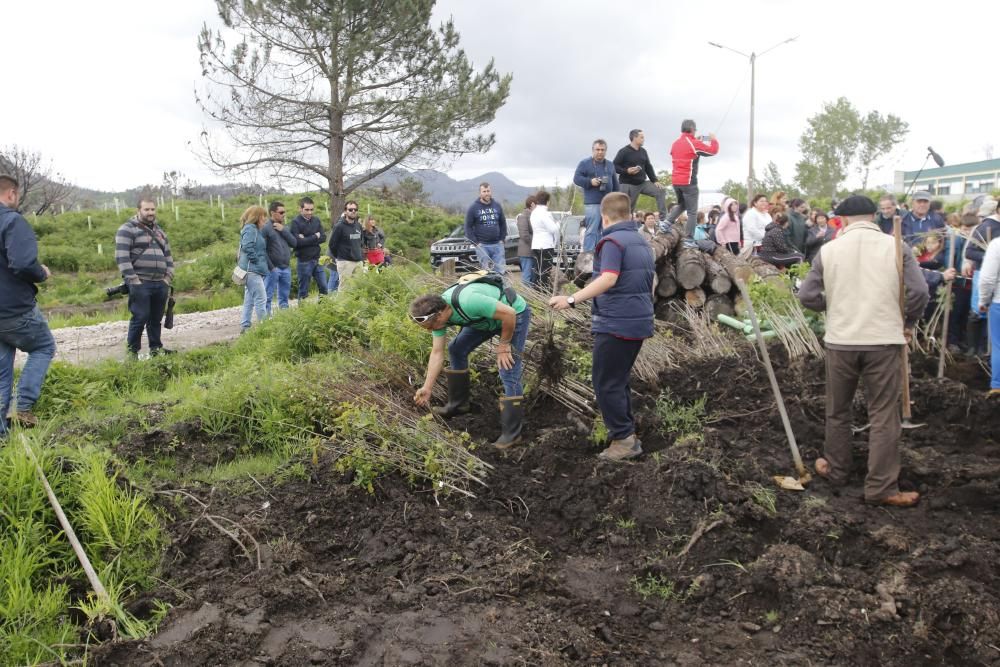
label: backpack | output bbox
[447,271,518,326]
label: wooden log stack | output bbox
[647,223,790,324]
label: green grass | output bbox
[654,390,707,442]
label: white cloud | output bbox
[7,0,1000,193]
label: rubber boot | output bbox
[598,434,643,461]
[966,318,986,358]
[492,396,524,450]
[433,369,471,419]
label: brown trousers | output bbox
[824,347,902,501]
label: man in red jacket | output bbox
[665,119,719,236]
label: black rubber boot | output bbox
[433,369,471,419]
[492,396,524,450]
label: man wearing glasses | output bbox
[262,201,297,314]
[409,278,531,449]
[329,200,364,288]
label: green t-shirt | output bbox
[431,282,527,337]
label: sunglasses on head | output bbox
[410,311,440,324]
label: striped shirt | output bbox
[115,216,174,284]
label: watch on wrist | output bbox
[567,296,576,308]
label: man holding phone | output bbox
[665,119,719,236]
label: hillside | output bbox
[366,167,536,210]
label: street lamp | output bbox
[708,36,797,202]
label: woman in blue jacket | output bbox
[239,206,270,333]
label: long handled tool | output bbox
[733,279,810,491]
[937,228,957,378]
[21,435,111,605]
[894,218,926,429]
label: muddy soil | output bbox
[92,348,1000,666]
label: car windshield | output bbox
[561,216,584,242]
[449,225,464,237]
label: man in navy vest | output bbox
[549,192,654,461]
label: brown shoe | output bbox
[14,411,38,428]
[867,491,920,508]
[988,389,1000,399]
[598,435,643,461]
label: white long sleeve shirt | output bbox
[976,237,1000,308]
[742,208,771,247]
[529,205,560,250]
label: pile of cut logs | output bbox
[647,224,786,323]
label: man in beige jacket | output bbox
[798,195,928,507]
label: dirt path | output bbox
[37,306,248,366]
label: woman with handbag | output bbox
[238,206,270,333]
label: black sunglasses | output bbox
[410,311,441,324]
[346,207,358,212]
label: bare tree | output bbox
[0,145,75,215]
[196,0,511,215]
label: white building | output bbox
[894,158,1000,202]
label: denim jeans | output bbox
[127,281,169,353]
[326,266,340,293]
[666,184,700,235]
[474,242,506,274]
[447,306,530,396]
[990,303,1000,389]
[0,306,56,436]
[583,204,602,253]
[264,267,292,315]
[241,272,268,331]
[518,256,537,287]
[296,259,329,299]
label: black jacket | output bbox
[329,219,364,261]
[613,144,657,186]
[289,214,325,262]
[262,221,297,269]
[0,204,47,318]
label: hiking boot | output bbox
[492,396,524,450]
[150,347,175,357]
[13,411,38,428]
[988,389,1000,399]
[866,491,920,508]
[433,369,471,419]
[598,434,643,461]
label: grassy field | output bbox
[31,194,460,328]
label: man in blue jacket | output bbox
[549,191,654,461]
[573,139,619,254]
[901,191,945,245]
[290,196,328,299]
[464,182,507,273]
[0,175,56,437]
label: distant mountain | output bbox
[365,168,535,211]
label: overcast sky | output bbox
[6,0,999,194]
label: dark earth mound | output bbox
[93,349,1000,666]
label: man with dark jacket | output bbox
[464,183,508,273]
[798,195,928,507]
[961,198,1000,356]
[328,200,364,287]
[785,199,810,254]
[515,195,537,286]
[875,195,902,235]
[290,196,327,299]
[550,192,654,461]
[0,175,55,436]
[573,139,619,253]
[901,191,945,245]
[116,195,175,357]
[613,130,666,221]
[665,120,719,236]
[262,200,297,314]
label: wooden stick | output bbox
[938,228,957,378]
[893,217,913,422]
[21,436,110,605]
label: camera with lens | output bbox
[597,176,608,192]
[105,282,130,299]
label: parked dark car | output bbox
[430,225,520,272]
[552,215,584,275]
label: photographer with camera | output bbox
[0,174,55,437]
[665,119,719,237]
[574,139,619,254]
[115,196,175,358]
